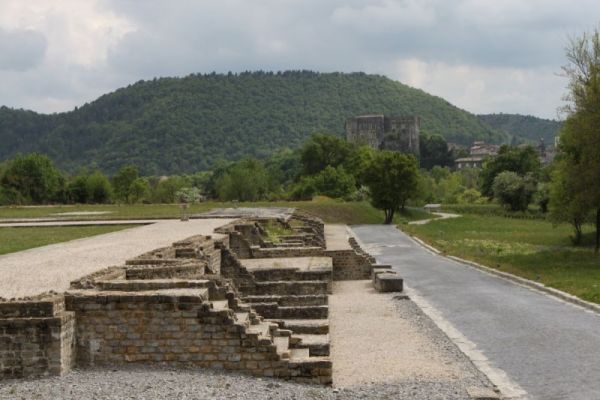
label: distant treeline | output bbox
[0,71,505,175]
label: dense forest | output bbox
[0,71,506,175]
[478,113,562,144]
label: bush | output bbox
[86,171,113,203]
[457,188,485,205]
[492,171,536,212]
[0,153,64,204]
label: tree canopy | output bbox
[364,151,419,224]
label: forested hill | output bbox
[478,113,562,145]
[1,71,506,175]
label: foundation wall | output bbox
[0,298,75,379]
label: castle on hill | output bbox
[344,114,420,157]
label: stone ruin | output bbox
[0,210,402,385]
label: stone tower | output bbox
[345,114,420,157]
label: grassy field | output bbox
[0,200,432,225]
[0,225,137,256]
[404,214,600,304]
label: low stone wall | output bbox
[325,248,372,281]
[250,246,325,259]
[65,290,330,383]
[0,296,75,379]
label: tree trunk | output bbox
[573,218,583,245]
[596,208,600,253]
[384,209,395,224]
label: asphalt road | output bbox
[352,225,600,400]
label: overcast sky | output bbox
[0,0,597,119]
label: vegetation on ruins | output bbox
[0,71,505,175]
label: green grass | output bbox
[404,214,600,304]
[0,225,137,256]
[0,200,432,225]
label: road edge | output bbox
[408,234,600,315]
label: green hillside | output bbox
[478,113,562,145]
[1,71,506,175]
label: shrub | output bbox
[492,171,536,212]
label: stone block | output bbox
[374,273,403,292]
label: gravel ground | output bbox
[329,281,494,398]
[0,219,232,299]
[0,365,488,400]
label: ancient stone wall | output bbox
[0,296,75,379]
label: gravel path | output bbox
[408,212,460,225]
[330,280,492,394]
[324,224,352,250]
[0,219,232,299]
[0,366,486,400]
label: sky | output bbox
[0,0,597,119]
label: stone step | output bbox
[246,321,272,338]
[273,336,290,359]
[252,304,328,319]
[125,263,205,280]
[235,312,250,325]
[243,294,328,306]
[287,351,332,385]
[252,281,328,296]
[292,334,330,356]
[289,348,310,360]
[276,319,329,334]
[211,300,229,311]
[97,279,210,292]
[251,268,331,282]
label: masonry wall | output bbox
[66,292,330,383]
[0,297,75,379]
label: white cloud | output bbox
[0,0,596,118]
[387,58,567,118]
[331,0,436,32]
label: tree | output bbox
[67,174,89,203]
[0,153,64,204]
[311,166,356,199]
[549,161,590,244]
[112,165,139,203]
[300,134,351,176]
[420,134,453,169]
[552,27,600,251]
[492,171,536,212]
[128,178,150,203]
[364,151,419,224]
[215,159,270,201]
[86,171,113,203]
[480,145,541,197]
[343,145,375,186]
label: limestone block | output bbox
[374,272,403,292]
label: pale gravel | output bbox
[324,224,352,251]
[330,280,492,391]
[0,219,233,299]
